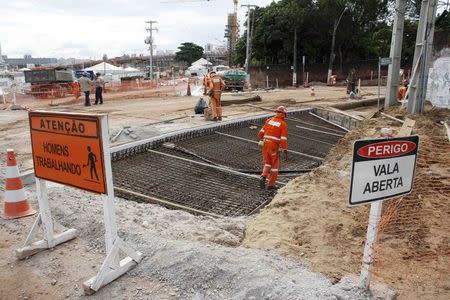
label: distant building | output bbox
[0,42,7,71]
[4,54,57,69]
[204,43,214,52]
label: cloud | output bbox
[0,0,275,59]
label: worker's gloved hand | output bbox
[282,150,288,161]
[258,140,264,147]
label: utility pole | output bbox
[293,28,297,87]
[242,4,257,88]
[327,7,348,85]
[385,0,407,108]
[145,21,158,80]
[408,0,438,113]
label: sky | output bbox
[0,0,275,59]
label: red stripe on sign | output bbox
[357,141,416,159]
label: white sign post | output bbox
[349,135,419,290]
[15,178,78,259]
[82,115,143,294]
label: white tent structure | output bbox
[124,67,139,72]
[191,58,212,67]
[186,58,211,77]
[83,62,123,74]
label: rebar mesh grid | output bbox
[162,133,320,171]
[111,109,347,216]
[113,151,273,216]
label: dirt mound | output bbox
[243,106,450,299]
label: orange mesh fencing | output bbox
[370,132,450,299]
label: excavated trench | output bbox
[111,109,348,217]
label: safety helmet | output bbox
[275,106,287,114]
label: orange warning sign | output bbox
[29,111,107,194]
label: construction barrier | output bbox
[15,111,142,295]
[2,149,36,219]
[355,120,450,298]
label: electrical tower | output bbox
[145,21,158,80]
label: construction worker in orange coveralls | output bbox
[203,73,211,95]
[258,106,288,190]
[72,81,81,100]
[208,71,225,121]
[397,80,408,101]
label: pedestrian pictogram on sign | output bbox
[29,111,107,194]
[349,135,419,206]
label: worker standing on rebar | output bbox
[208,71,225,121]
[94,72,105,105]
[258,106,288,190]
[79,72,93,106]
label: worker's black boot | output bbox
[267,186,278,191]
[259,176,266,189]
[218,117,222,121]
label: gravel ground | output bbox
[1,182,373,299]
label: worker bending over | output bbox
[208,71,225,121]
[258,106,288,190]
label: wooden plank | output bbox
[83,256,139,295]
[308,112,350,132]
[23,213,41,246]
[398,118,415,136]
[327,107,364,121]
[287,117,346,134]
[444,122,450,143]
[16,228,78,260]
[381,112,405,124]
[364,110,379,120]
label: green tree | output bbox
[236,0,409,69]
[175,42,204,65]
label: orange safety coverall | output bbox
[208,76,225,118]
[397,86,407,101]
[258,113,288,187]
[203,75,211,95]
[72,82,81,99]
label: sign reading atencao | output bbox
[29,111,107,194]
[349,135,419,206]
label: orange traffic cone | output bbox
[186,82,191,96]
[310,86,315,97]
[2,149,36,219]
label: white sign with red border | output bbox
[349,136,419,206]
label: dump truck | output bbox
[220,69,247,91]
[24,68,74,98]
